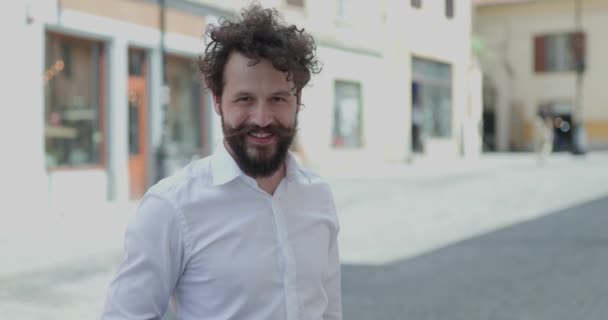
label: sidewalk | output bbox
[331,151,608,264]
[2,151,607,277]
[0,200,138,279]
[2,152,608,320]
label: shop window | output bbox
[412,57,452,138]
[44,33,105,168]
[166,56,208,165]
[333,81,363,148]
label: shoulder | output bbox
[294,167,340,223]
[298,166,327,185]
[146,156,214,204]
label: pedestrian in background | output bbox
[101,4,342,319]
[534,107,554,164]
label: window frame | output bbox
[332,80,364,149]
[411,56,454,139]
[44,32,107,171]
[534,31,586,73]
[166,54,210,160]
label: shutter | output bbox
[534,36,546,72]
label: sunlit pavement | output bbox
[1,152,608,319]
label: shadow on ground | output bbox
[342,196,608,320]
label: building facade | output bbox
[3,0,480,206]
[475,0,608,152]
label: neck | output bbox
[224,141,287,195]
[255,163,286,195]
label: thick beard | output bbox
[222,115,297,178]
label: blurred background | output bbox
[1,0,608,319]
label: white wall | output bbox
[0,0,49,214]
[300,45,386,174]
[385,0,475,158]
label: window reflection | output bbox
[44,33,105,168]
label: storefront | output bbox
[411,57,453,154]
[44,32,109,204]
[27,0,221,204]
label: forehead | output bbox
[223,52,294,94]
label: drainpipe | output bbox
[572,0,587,155]
[156,0,170,180]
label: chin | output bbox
[247,143,276,157]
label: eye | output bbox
[235,96,253,103]
[271,96,287,103]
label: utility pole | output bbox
[572,0,587,155]
[156,0,169,181]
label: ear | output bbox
[213,95,221,116]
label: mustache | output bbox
[223,123,296,139]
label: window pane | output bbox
[129,50,146,76]
[166,56,205,165]
[535,32,583,73]
[128,92,140,155]
[333,81,362,148]
[44,33,104,168]
[412,57,452,138]
[286,0,304,7]
[446,0,454,18]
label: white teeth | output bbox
[251,132,271,138]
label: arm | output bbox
[323,190,342,320]
[323,229,342,320]
[102,195,189,319]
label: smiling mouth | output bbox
[247,131,275,144]
[249,131,272,138]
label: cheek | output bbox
[277,108,298,125]
[222,107,248,126]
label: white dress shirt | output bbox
[102,144,342,320]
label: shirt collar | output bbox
[211,142,244,186]
[211,142,311,186]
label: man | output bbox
[102,4,342,320]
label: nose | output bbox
[250,101,273,127]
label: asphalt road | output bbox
[342,195,608,320]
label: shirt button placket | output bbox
[270,197,299,320]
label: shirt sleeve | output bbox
[102,194,189,319]
[324,190,343,320]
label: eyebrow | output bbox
[231,90,294,97]
[270,91,293,97]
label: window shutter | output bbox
[534,36,546,72]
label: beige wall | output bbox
[476,0,608,149]
[61,0,206,38]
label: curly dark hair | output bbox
[199,4,321,99]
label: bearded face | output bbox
[215,52,300,178]
[221,116,297,178]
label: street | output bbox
[342,195,608,320]
[1,152,608,319]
